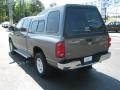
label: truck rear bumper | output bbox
[57,52,111,70]
[99,52,111,62]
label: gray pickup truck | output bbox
[9,4,111,77]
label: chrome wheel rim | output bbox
[36,58,43,74]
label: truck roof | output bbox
[37,4,96,16]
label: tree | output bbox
[0,0,45,23]
[29,0,44,15]
[13,0,44,22]
[0,0,9,23]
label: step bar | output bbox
[14,49,31,59]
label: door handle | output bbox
[86,38,92,42]
[23,35,29,38]
[23,35,27,38]
[16,34,20,36]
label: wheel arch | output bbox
[33,46,46,58]
[9,37,12,42]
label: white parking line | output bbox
[112,41,120,43]
[113,48,120,50]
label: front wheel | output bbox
[9,40,15,54]
[35,53,52,78]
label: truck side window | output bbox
[46,11,60,34]
[29,21,39,33]
[36,20,45,32]
[16,19,24,29]
[22,19,31,30]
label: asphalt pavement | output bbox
[0,26,120,90]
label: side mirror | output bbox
[8,26,15,31]
[21,28,27,32]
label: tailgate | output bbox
[64,6,109,59]
[64,35,108,59]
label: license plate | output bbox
[84,56,92,63]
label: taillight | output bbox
[56,42,65,58]
[108,36,111,47]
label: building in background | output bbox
[84,0,120,18]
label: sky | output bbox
[40,0,96,8]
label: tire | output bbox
[9,40,15,54]
[35,53,52,78]
[83,65,92,70]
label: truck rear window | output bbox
[64,6,106,37]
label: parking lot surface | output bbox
[0,26,120,90]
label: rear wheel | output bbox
[116,30,118,32]
[83,65,92,70]
[35,53,52,78]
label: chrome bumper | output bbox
[99,52,111,62]
[57,52,111,70]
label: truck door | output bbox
[17,18,31,51]
[12,19,24,49]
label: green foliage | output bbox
[0,0,9,23]
[0,0,44,23]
